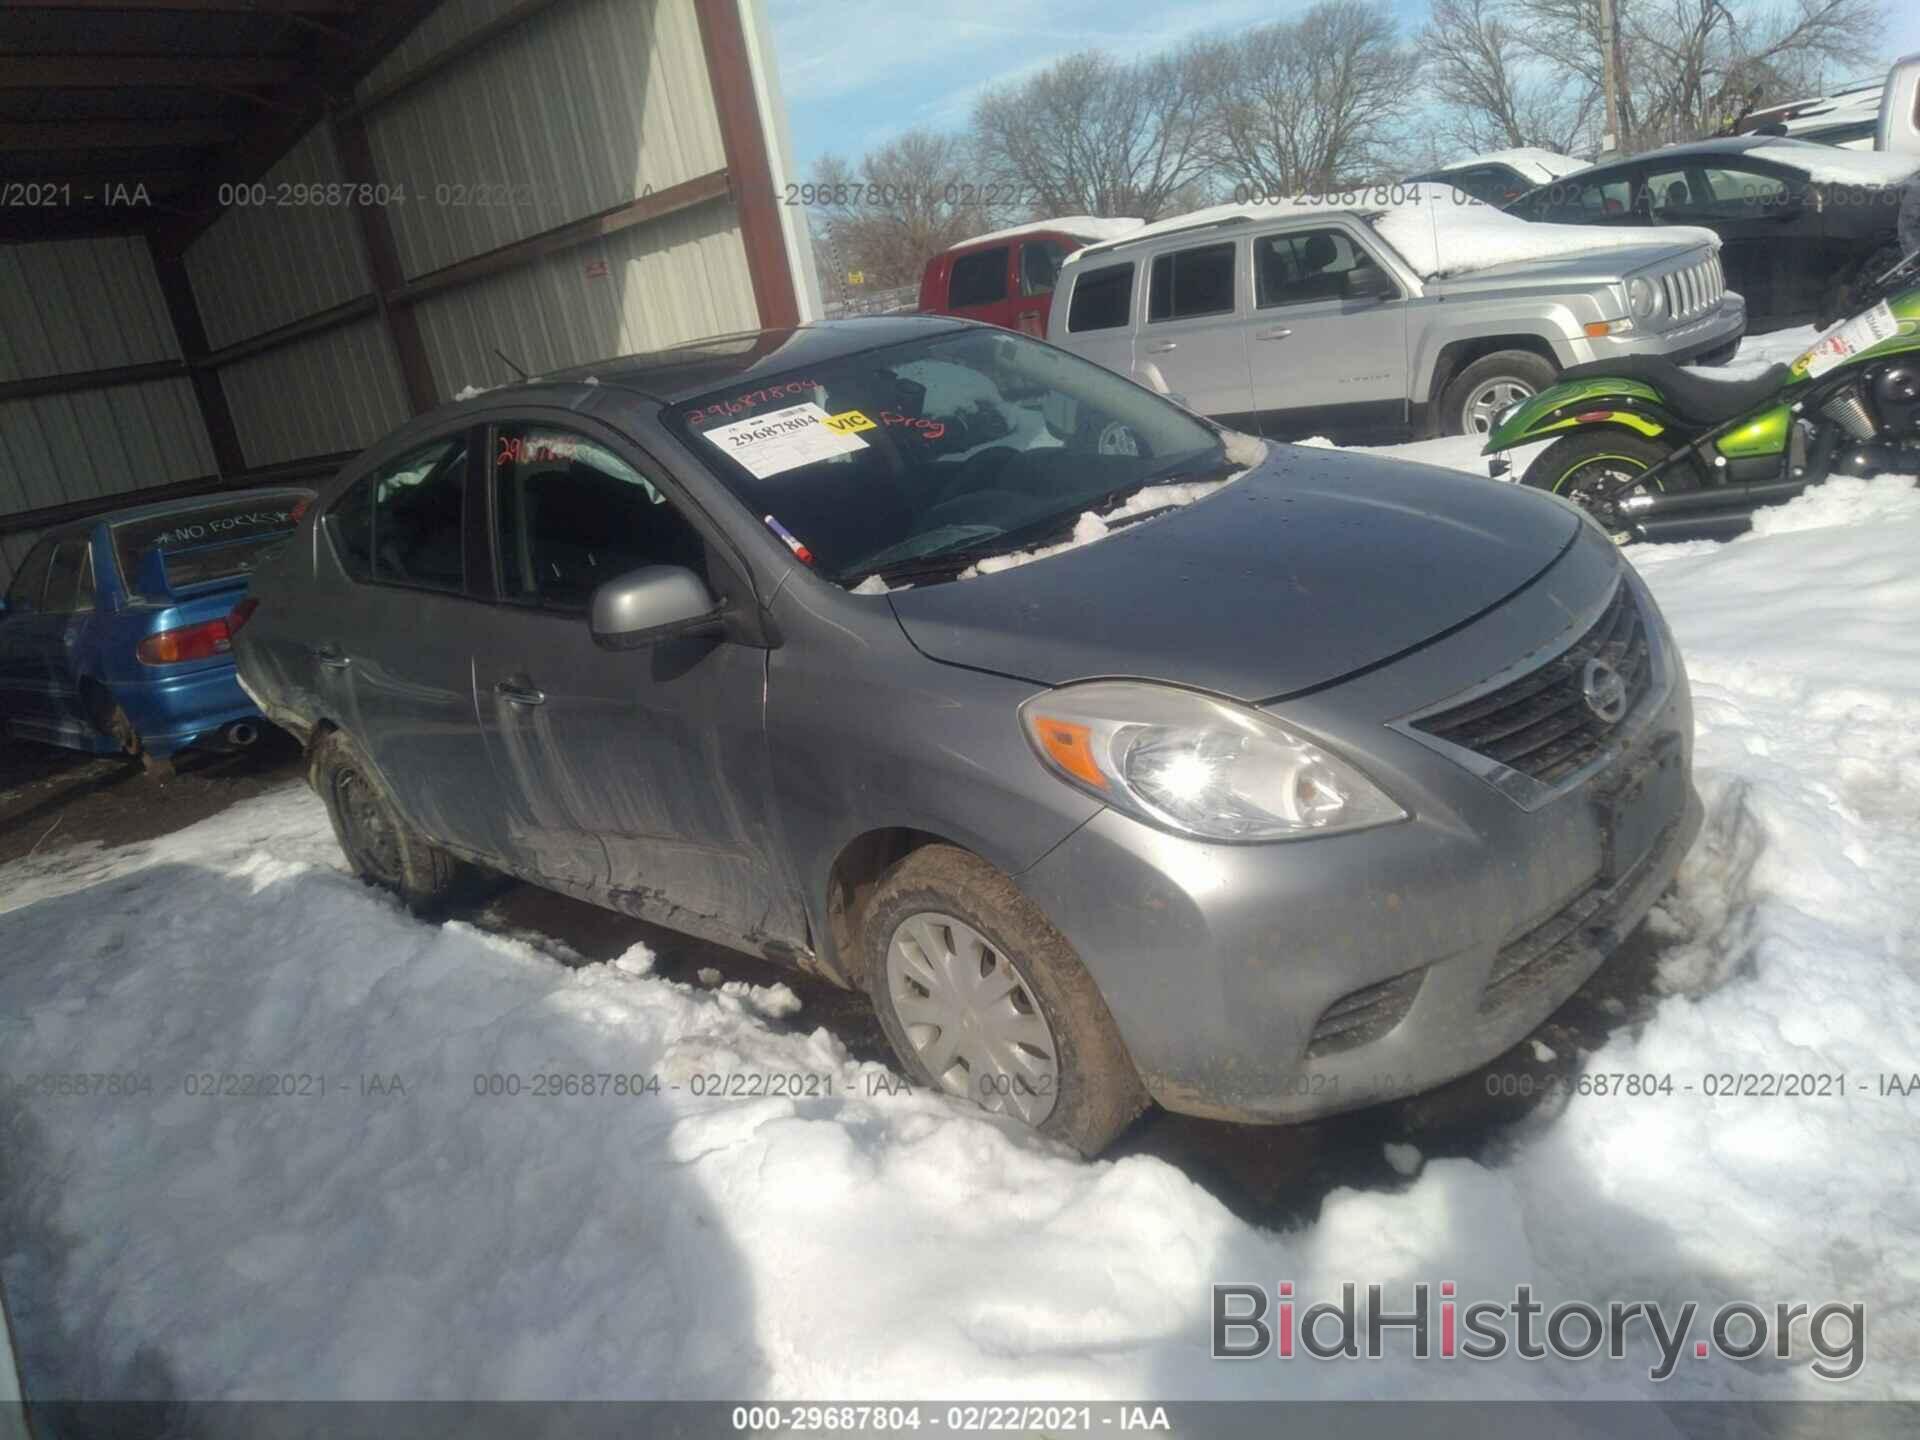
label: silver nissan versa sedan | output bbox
[232,316,1701,1156]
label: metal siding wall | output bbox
[412,197,755,389]
[0,237,180,382]
[218,318,410,468]
[364,0,725,278]
[0,377,216,588]
[183,125,375,351]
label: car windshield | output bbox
[665,328,1224,585]
[112,492,307,597]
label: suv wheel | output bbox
[863,844,1147,1156]
[311,728,465,910]
[1441,351,1559,436]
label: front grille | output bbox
[1660,253,1724,322]
[1305,968,1423,1057]
[1413,582,1651,787]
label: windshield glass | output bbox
[112,492,308,597]
[666,328,1223,585]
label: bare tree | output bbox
[969,48,1216,220]
[804,131,997,291]
[1422,0,1599,155]
[1202,1,1421,195]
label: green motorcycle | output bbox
[1484,251,1920,542]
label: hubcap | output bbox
[1462,377,1537,435]
[337,768,402,885]
[1555,457,1652,514]
[884,912,1059,1126]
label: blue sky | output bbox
[767,0,1920,180]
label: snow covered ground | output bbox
[3,332,1918,1404]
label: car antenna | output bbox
[494,347,529,382]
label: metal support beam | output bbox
[146,234,247,475]
[0,120,230,150]
[385,170,732,306]
[343,0,571,119]
[0,56,300,87]
[694,0,799,329]
[0,359,187,406]
[330,111,439,414]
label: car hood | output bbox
[1424,241,1713,296]
[885,446,1580,702]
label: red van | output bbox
[918,217,1143,336]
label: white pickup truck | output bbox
[1879,54,1920,156]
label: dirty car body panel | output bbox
[235,317,1699,1126]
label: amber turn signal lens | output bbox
[1031,716,1108,790]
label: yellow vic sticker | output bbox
[821,409,876,435]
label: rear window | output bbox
[113,493,306,596]
[947,247,1009,308]
[1066,262,1135,331]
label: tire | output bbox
[1522,430,1698,515]
[862,844,1148,1157]
[310,727,464,911]
[1439,350,1560,437]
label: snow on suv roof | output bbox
[1072,191,1717,281]
[947,215,1145,250]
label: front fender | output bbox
[1483,375,1673,453]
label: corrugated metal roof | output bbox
[0,238,179,383]
[365,0,726,279]
[412,198,756,391]
[0,377,215,518]
[184,124,375,351]
[218,316,409,468]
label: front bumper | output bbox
[1016,536,1700,1124]
[1564,292,1746,368]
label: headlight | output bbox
[1626,275,1662,319]
[1019,681,1406,842]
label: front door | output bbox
[472,416,777,941]
[1138,238,1254,420]
[1247,226,1409,431]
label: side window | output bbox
[1255,230,1389,307]
[326,433,467,591]
[1528,172,1634,221]
[492,424,703,612]
[947,247,1010,308]
[1698,167,1793,215]
[1642,167,1701,219]
[42,540,89,614]
[5,540,55,612]
[1148,241,1237,322]
[1066,262,1134,331]
[1019,238,1072,297]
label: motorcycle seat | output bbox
[1556,355,1791,428]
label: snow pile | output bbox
[3,389,1919,1400]
[953,216,1145,249]
[1745,141,1917,187]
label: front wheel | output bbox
[1439,350,1559,437]
[1522,430,1698,517]
[863,845,1148,1156]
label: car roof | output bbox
[442,316,973,413]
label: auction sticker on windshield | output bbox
[1795,299,1898,378]
[701,402,868,478]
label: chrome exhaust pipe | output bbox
[225,721,260,749]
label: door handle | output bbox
[1143,340,1178,354]
[311,643,350,669]
[1255,327,1293,342]
[494,679,546,707]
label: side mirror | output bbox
[1347,267,1399,303]
[589,565,724,649]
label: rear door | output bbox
[1140,238,1254,420]
[1646,159,1812,327]
[942,244,1019,330]
[1247,224,1409,431]
[313,428,505,863]
[33,538,98,740]
[471,413,778,938]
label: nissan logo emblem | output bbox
[1583,658,1629,724]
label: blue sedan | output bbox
[0,487,314,769]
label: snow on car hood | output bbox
[1372,198,1719,280]
[886,443,1580,702]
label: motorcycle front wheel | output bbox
[1523,431,1699,517]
